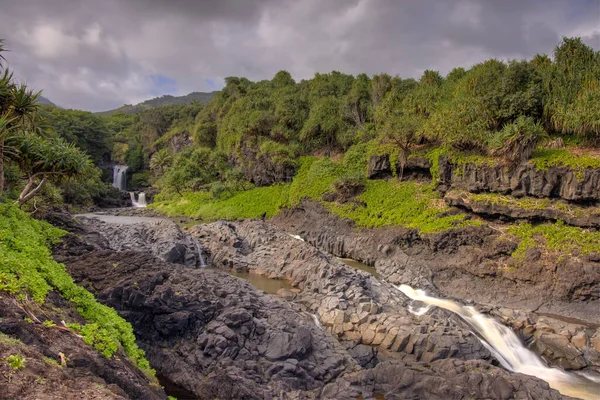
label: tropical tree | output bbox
[0,41,43,195]
[379,113,425,179]
[490,116,548,164]
[10,133,92,205]
[149,148,173,174]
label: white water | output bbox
[397,284,600,400]
[112,165,128,190]
[130,192,147,208]
[193,239,207,267]
[310,313,322,328]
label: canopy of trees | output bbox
[102,37,597,196]
[3,37,597,206]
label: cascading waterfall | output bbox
[397,284,600,400]
[112,165,128,190]
[129,192,147,208]
[193,239,207,267]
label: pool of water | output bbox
[75,213,168,225]
[215,269,294,295]
[338,258,379,278]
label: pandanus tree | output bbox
[10,133,91,205]
[0,40,44,196]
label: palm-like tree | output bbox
[0,40,42,195]
[149,148,173,174]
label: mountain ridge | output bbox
[95,91,217,116]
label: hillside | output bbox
[95,91,217,116]
[38,95,59,107]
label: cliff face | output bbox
[368,154,600,203]
[439,157,600,202]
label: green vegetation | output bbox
[468,191,598,218]
[5,354,25,370]
[43,356,60,368]
[0,333,24,347]
[530,148,600,171]
[0,41,102,210]
[327,181,480,233]
[152,150,480,234]
[509,221,600,258]
[152,184,290,220]
[0,204,153,376]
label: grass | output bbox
[151,183,290,220]
[288,157,342,206]
[0,204,154,377]
[509,220,600,259]
[467,192,597,218]
[531,148,600,172]
[326,180,481,233]
[152,151,480,234]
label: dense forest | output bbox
[1,37,599,219]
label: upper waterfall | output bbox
[112,165,128,190]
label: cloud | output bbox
[0,0,598,111]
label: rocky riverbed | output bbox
[47,210,600,399]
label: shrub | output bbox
[490,116,548,164]
[5,354,25,370]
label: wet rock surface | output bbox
[192,220,492,365]
[53,213,583,399]
[270,200,600,373]
[75,215,208,267]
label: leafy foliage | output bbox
[5,354,25,370]
[509,220,600,258]
[0,204,153,375]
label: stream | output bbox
[337,257,600,400]
[74,213,600,399]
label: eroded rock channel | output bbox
[52,212,600,399]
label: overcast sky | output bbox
[0,0,598,112]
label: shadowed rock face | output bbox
[57,249,358,399]
[54,214,578,399]
[270,200,600,373]
[444,190,600,228]
[368,154,600,202]
[438,158,600,202]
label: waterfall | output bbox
[193,239,207,267]
[129,192,147,208]
[397,284,600,400]
[112,165,128,190]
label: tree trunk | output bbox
[15,177,47,206]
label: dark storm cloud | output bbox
[0,0,597,111]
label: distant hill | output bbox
[96,91,217,116]
[38,96,59,108]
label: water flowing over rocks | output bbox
[53,213,586,399]
[270,200,600,374]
